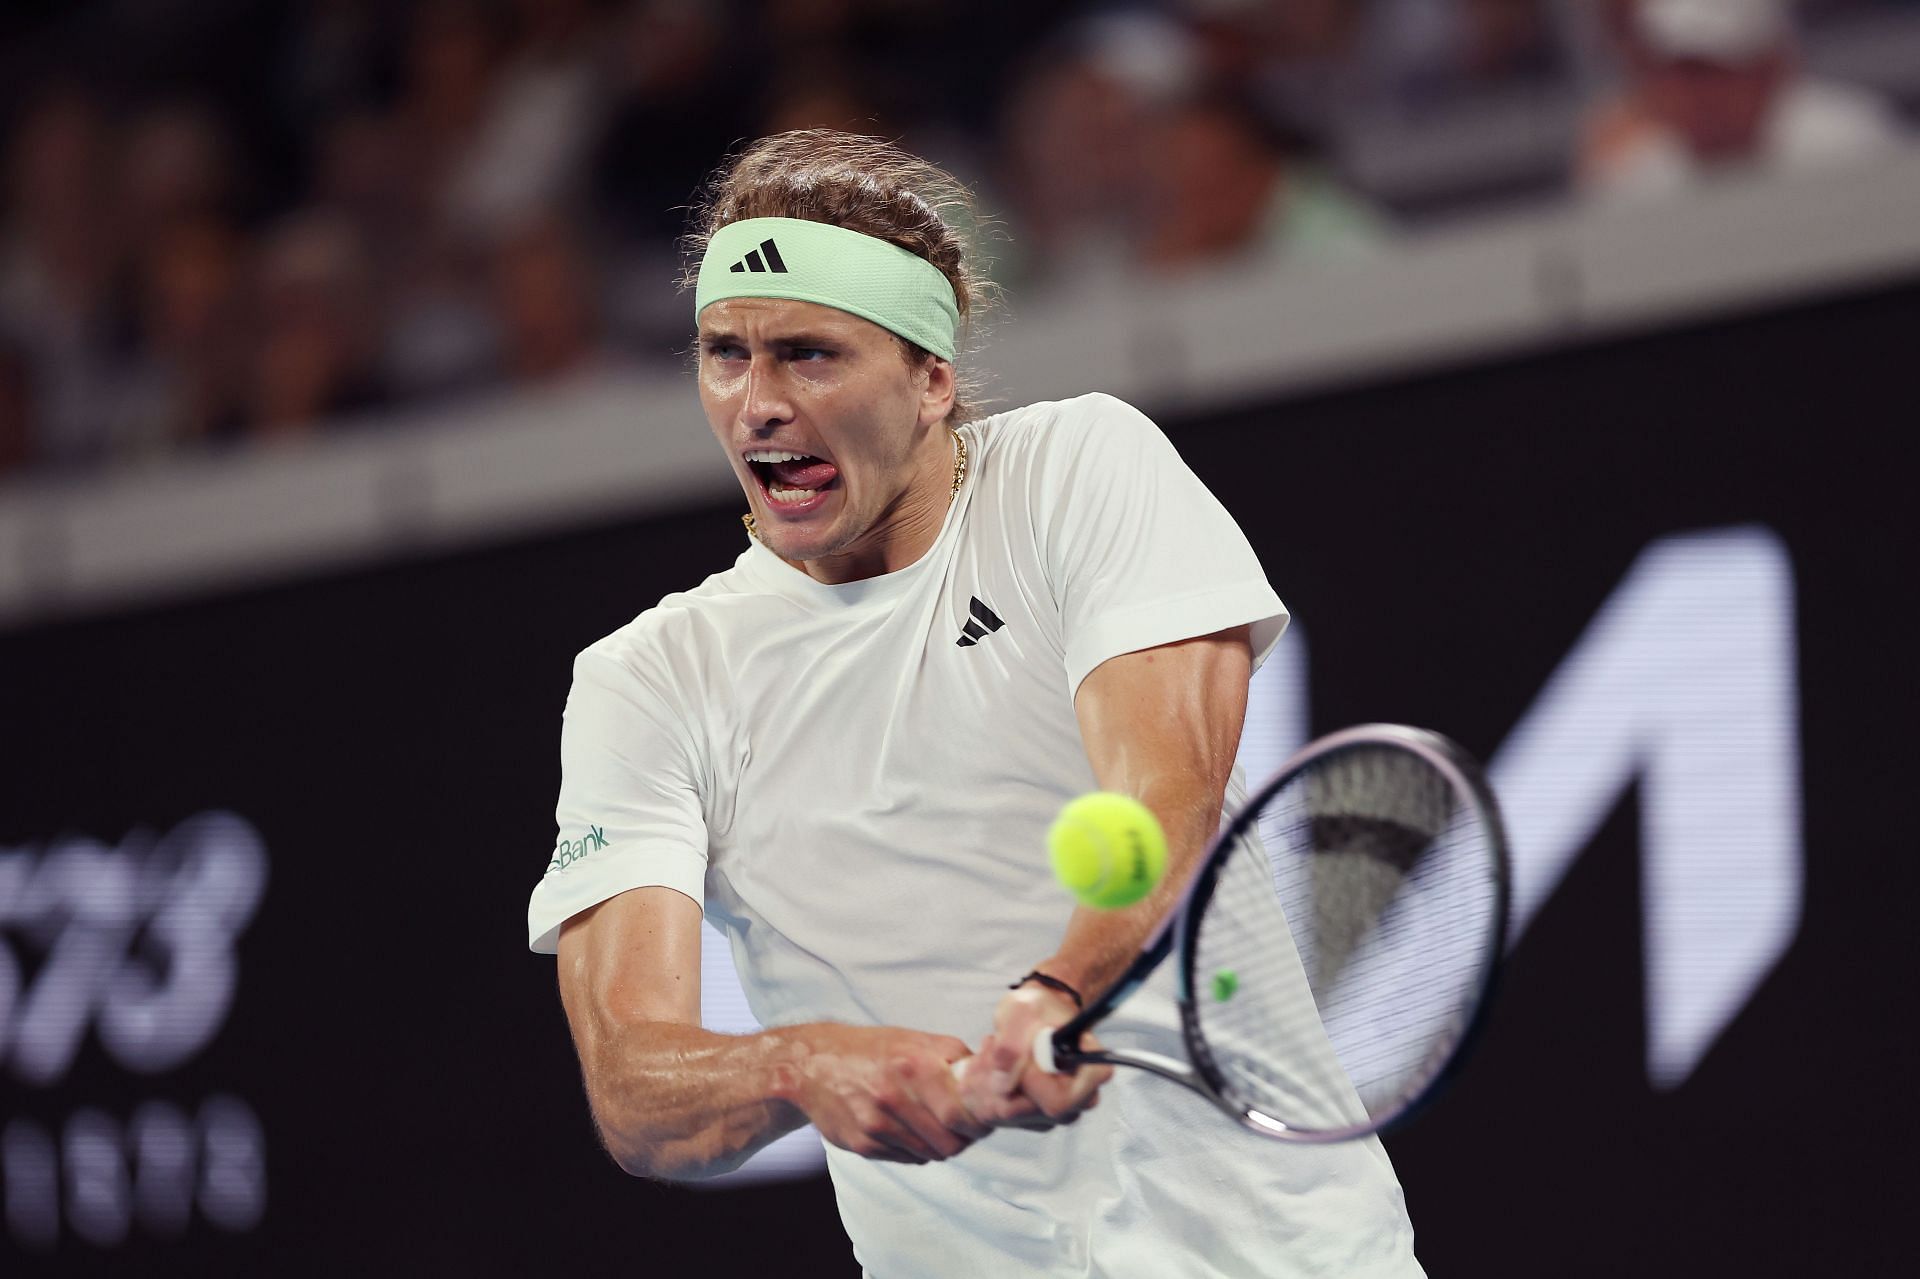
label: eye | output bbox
[789,346,831,362]
[701,339,745,361]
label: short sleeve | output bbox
[526,648,709,953]
[1029,394,1289,696]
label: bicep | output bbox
[1073,626,1253,799]
[557,886,705,1044]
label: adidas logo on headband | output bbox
[697,217,957,360]
[728,238,789,274]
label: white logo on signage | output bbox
[0,811,269,1249]
[1487,526,1801,1087]
[1244,525,1803,1089]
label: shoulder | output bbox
[972,392,1165,470]
[974,391,1158,436]
[572,558,762,699]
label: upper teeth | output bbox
[746,450,812,463]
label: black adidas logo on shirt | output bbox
[956,597,1005,647]
[728,238,789,274]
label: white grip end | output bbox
[950,1030,1063,1082]
[1032,1027,1060,1074]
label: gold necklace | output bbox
[743,426,967,542]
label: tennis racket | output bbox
[1017,723,1509,1142]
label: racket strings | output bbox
[1192,830,1369,1130]
[1304,748,1454,987]
[1189,742,1502,1132]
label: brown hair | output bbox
[684,130,993,425]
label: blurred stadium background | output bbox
[1,0,1917,1274]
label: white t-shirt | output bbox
[526,393,1422,1277]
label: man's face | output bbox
[697,297,951,569]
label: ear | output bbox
[917,356,956,428]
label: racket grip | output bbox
[947,1030,1065,1083]
[1031,1027,1060,1074]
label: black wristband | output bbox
[1010,969,1084,1009]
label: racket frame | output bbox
[1040,723,1511,1143]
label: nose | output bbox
[740,354,794,435]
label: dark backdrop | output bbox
[3,277,1915,1275]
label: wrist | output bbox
[761,1024,818,1115]
[1010,969,1084,1010]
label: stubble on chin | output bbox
[763,512,853,566]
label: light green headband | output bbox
[695,217,959,362]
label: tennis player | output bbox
[527,131,1421,1277]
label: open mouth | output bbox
[745,450,840,509]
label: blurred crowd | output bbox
[0,0,1912,479]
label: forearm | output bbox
[574,1017,814,1181]
[558,889,980,1178]
[1042,627,1253,1002]
[556,890,813,1180]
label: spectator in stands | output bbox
[1000,15,1183,280]
[391,0,506,229]
[491,213,607,382]
[1577,0,1906,198]
[114,218,248,458]
[118,101,238,237]
[445,0,608,240]
[1137,89,1388,271]
[324,98,504,402]
[381,226,503,399]
[0,85,126,468]
[245,214,385,436]
[106,105,249,460]
[1185,0,1372,140]
[313,107,414,261]
[1006,15,1387,281]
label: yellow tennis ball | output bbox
[1049,793,1168,910]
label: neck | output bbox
[789,427,958,585]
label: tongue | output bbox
[769,458,838,489]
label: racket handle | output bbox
[1031,1027,1060,1074]
[947,1030,1065,1083]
